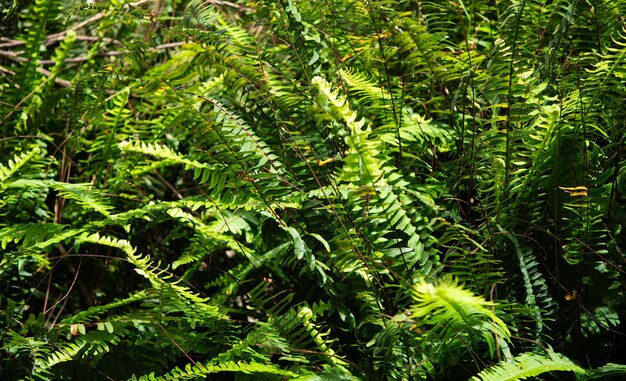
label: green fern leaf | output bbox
[411,276,511,356]
[0,147,41,186]
[138,360,297,380]
[469,349,584,381]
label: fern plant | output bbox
[1,0,625,380]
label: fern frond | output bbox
[0,147,41,186]
[34,329,123,376]
[138,360,297,380]
[500,229,555,338]
[412,277,510,339]
[580,363,626,380]
[340,68,391,102]
[470,349,584,381]
[76,232,225,320]
[7,179,114,218]
[312,75,435,269]
[119,140,215,181]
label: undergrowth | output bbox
[1,0,625,379]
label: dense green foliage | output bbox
[1,0,626,379]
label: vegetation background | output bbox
[1,0,625,379]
